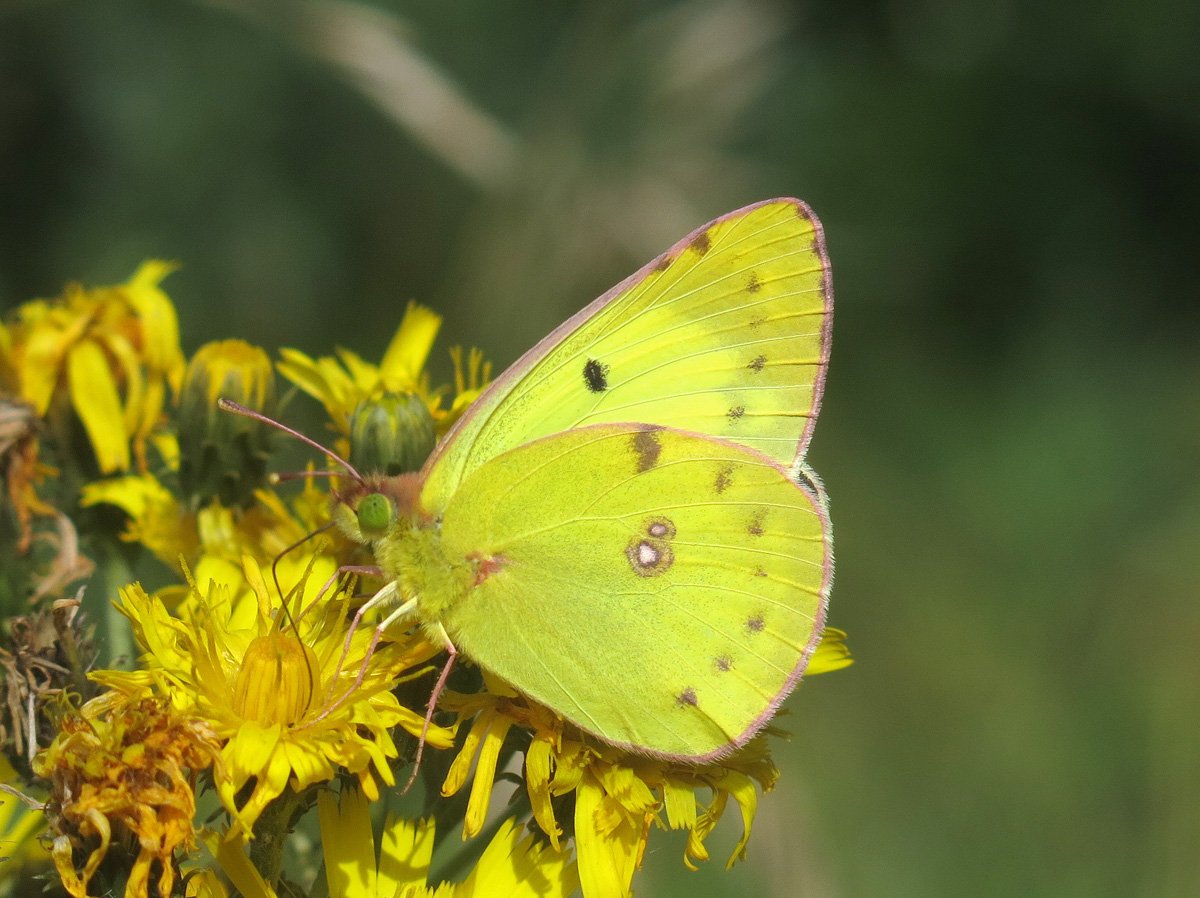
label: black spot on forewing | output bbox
[727,405,745,422]
[748,355,766,372]
[746,613,765,634]
[631,427,662,473]
[583,358,609,392]
[690,231,711,256]
[714,655,733,672]
[677,687,698,707]
[746,272,762,293]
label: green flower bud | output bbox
[177,340,276,508]
[348,393,436,475]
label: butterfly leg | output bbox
[301,564,383,622]
[402,621,456,794]
[318,579,405,716]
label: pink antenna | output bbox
[217,398,365,484]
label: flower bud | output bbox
[348,392,436,475]
[177,340,276,507]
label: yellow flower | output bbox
[1,261,185,473]
[440,629,853,898]
[80,471,199,570]
[276,302,492,441]
[92,555,454,835]
[32,693,220,898]
[80,468,346,579]
[314,786,579,898]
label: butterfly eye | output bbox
[356,493,394,536]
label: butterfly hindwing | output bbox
[422,198,831,508]
[433,423,832,760]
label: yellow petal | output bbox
[19,316,71,413]
[67,339,130,472]
[378,814,436,893]
[276,348,333,402]
[719,772,759,868]
[317,788,376,898]
[525,737,563,849]
[442,709,491,798]
[123,260,185,388]
[80,474,160,519]
[463,712,513,838]
[575,772,638,898]
[335,347,381,394]
[93,330,145,440]
[458,818,579,898]
[662,777,698,831]
[208,828,276,898]
[809,627,853,675]
[380,302,441,387]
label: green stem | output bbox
[250,788,307,887]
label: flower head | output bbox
[0,262,185,474]
[32,693,220,898]
[276,302,492,447]
[92,555,454,835]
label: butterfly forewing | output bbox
[434,423,832,760]
[422,199,831,508]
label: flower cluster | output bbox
[0,266,850,898]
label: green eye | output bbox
[356,493,393,535]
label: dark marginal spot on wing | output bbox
[746,613,765,634]
[582,358,609,392]
[691,231,711,256]
[748,355,766,373]
[746,272,762,293]
[727,405,745,422]
[626,538,673,577]
[714,465,734,494]
[677,687,698,707]
[653,252,674,272]
[747,510,765,537]
[714,655,733,672]
[631,427,662,473]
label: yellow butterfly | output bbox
[237,197,833,761]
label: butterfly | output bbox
[233,197,833,762]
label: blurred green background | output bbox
[3,1,1198,895]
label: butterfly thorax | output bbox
[373,515,475,632]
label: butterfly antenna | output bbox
[217,398,366,485]
[271,522,336,603]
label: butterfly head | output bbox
[332,472,423,546]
